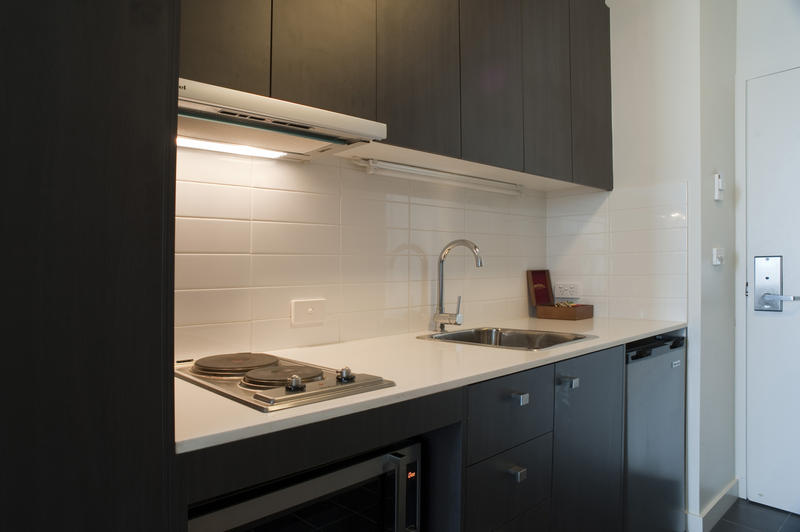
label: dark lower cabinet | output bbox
[553,346,625,532]
[569,0,613,190]
[465,434,553,532]
[377,0,461,157]
[179,0,271,96]
[459,0,524,171]
[496,498,552,532]
[522,0,573,181]
[271,0,377,120]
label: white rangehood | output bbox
[177,78,386,160]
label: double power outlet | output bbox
[554,282,582,299]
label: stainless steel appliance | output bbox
[188,443,420,532]
[624,333,686,532]
[175,352,394,412]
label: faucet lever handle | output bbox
[455,296,463,325]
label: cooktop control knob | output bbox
[336,367,355,383]
[286,374,306,392]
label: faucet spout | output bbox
[434,239,483,331]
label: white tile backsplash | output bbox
[174,148,546,359]
[546,182,688,322]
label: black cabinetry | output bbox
[553,346,625,532]
[179,0,271,95]
[459,0,525,171]
[271,0,377,120]
[377,0,461,157]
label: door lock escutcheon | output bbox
[754,256,799,311]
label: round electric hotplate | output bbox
[241,365,324,388]
[191,352,279,377]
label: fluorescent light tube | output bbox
[176,136,286,159]
[357,159,523,196]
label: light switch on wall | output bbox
[712,248,724,266]
[291,298,327,326]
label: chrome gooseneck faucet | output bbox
[433,239,483,331]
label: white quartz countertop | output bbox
[175,317,685,453]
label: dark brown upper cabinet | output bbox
[460,0,525,171]
[377,0,461,158]
[271,0,377,120]
[179,0,271,96]
[569,0,613,190]
[522,0,573,181]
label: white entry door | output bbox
[746,66,800,513]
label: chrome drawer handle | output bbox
[511,391,530,406]
[560,376,580,389]
[508,465,528,483]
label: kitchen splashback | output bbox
[174,147,547,360]
[546,182,688,321]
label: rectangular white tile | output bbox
[340,165,410,202]
[341,198,409,228]
[408,181,466,208]
[175,218,250,253]
[610,228,687,254]
[341,226,408,255]
[409,230,465,256]
[251,285,341,320]
[608,297,687,321]
[609,252,688,276]
[176,147,252,186]
[252,222,339,254]
[251,255,340,286]
[174,322,251,361]
[546,214,609,237]
[410,204,464,231]
[546,190,609,217]
[175,254,250,289]
[408,280,463,307]
[409,253,465,282]
[608,181,687,211]
[251,158,340,194]
[339,309,409,341]
[548,254,609,276]
[341,255,408,283]
[251,317,340,351]
[176,181,251,220]
[340,282,409,312]
[252,189,339,224]
[610,204,687,233]
[608,275,687,299]
[547,233,609,256]
[465,210,509,234]
[174,289,252,326]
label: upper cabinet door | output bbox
[460,0,524,171]
[179,0,271,96]
[377,0,461,158]
[271,0,377,120]
[569,0,613,190]
[522,0,572,181]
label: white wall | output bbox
[735,0,800,502]
[173,147,546,360]
[604,1,736,529]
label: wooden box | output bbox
[535,304,594,320]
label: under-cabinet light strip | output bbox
[176,136,287,159]
[354,158,523,196]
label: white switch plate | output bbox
[712,248,724,266]
[291,298,326,326]
[714,173,724,201]
[554,282,582,299]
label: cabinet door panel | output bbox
[467,364,554,465]
[460,0,524,171]
[465,433,553,532]
[553,346,624,532]
[377,0,461,157]
[495,498,552,532]
[272,0,376,120]
[522,0,572,181]
[180,0,271,96]
[569,0,613,190]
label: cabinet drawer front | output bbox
[465,433,553,532]
[467,365,554,464]
[495,498,551,532]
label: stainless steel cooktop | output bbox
[175,352,394,412]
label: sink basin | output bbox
[418,327,592,351]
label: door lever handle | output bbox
[763,293,800,302]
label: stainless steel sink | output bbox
[418,327,593,351]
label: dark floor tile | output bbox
[712,520,760,532]
[723,499,789,532]
[780,515,800,532]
